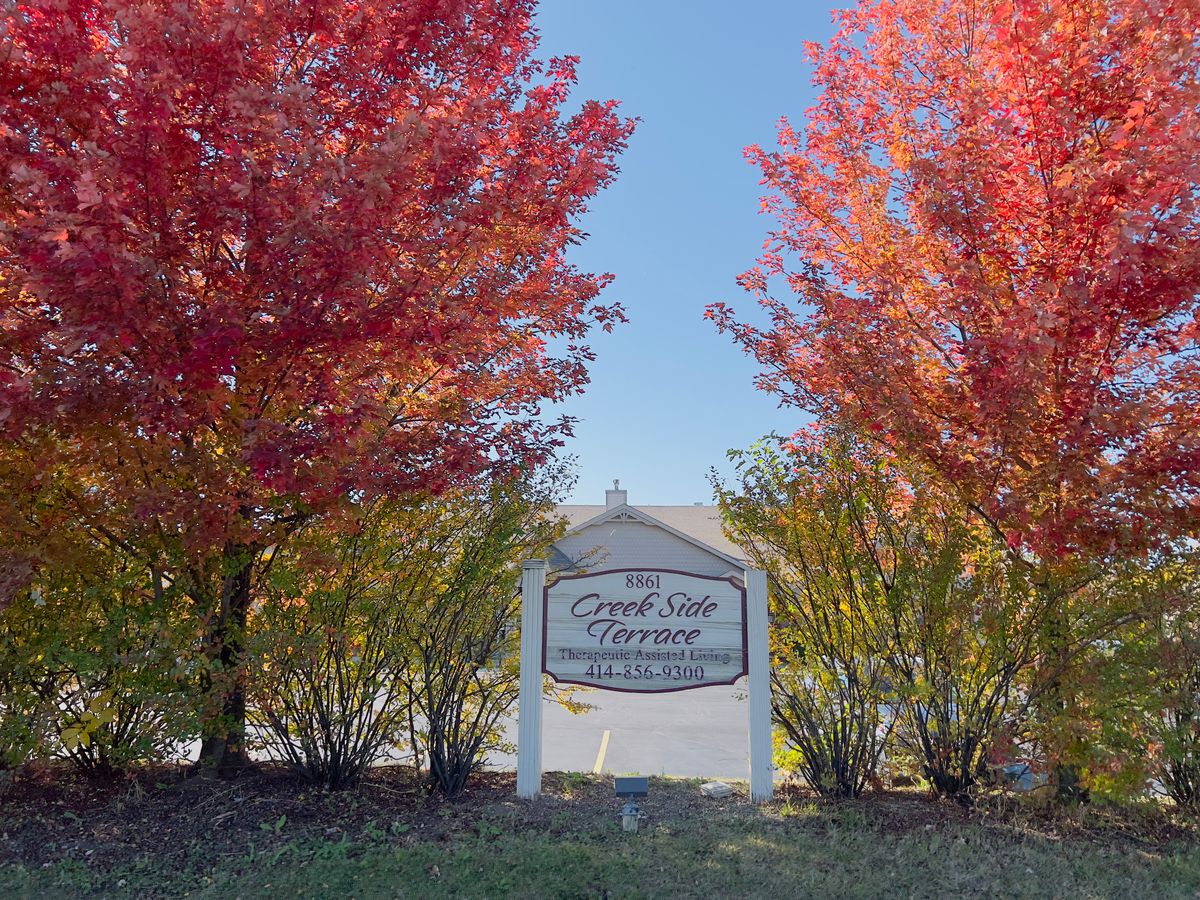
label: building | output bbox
[549,484,747,579]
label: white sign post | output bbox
[516,559,546,799]
[746,568,773,802]
[516,565,773,802]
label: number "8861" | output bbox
[625,573,661,589]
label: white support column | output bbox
[746,568,773,802]
[516,559,547,799]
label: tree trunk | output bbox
[1039,574,1088,804]
[198,548,253,778]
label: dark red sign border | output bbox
[541,568,749,694]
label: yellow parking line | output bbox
[592,729,611,774]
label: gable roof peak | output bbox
[562,503,744,570]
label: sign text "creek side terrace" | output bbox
[569,591,719,646]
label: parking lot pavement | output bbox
[487,682,751,780]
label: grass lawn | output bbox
[2,768,1199,898]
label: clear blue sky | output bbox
[534,1,841,505]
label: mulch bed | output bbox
[1,763,526,875]
[1,763,1196,879]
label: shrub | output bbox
[718,436,892,796]
[0,548,196,773]
[248,471,564,794]
[719,431,1066,801]
[248,508,423,791]
[0,599,59,770]
[1106,568,1200,806]
[883,529,1037,800]
[395,477,562,797]
[1158,627,1200,807]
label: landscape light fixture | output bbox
[614,776,648,833]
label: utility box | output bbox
[614,776,649,799]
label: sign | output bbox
[543,569,747,693]
[516,560,772,803]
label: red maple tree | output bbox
[710,0,1200,556]
[0,0,632,769]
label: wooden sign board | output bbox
[543,569,747,693]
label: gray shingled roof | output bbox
[554,504,746,562]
